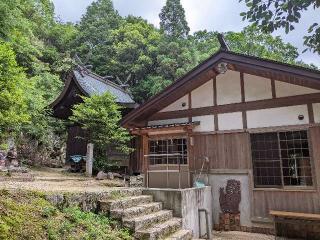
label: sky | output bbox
[52,0,320,66]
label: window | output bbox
[251,130,313,188]
[149,138,187,165]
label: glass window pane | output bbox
[279,130,312,186]
[250,133,281,187]
[148,138,188,165]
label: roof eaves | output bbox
[121,50,320,127]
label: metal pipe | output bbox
[198,208,210,239]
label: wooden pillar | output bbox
[141,134,149,187]
[187,127,194,188]
[86,143,94,177]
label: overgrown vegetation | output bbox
[0,190,131,240]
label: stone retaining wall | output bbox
[45,188,143,212]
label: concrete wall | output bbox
[144,187,212,238]
[191,173,252,228]
[206,174,252,228]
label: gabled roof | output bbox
[51,66,135,110]
[121,50,320,127]
[73,67,135,104]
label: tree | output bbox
[0,42,29,138]
[189,30,220,62]
[225,25,299,64]
[131,75,171,103]
[159,0,190,38]
[189,26,302,65]
[0,0,76,163]
[69,93,131,153]
[157,37,197,80]
[75,0,122,76]
[107,16,162,86]
[239,0,320,54]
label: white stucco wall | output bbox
[244,74,272,102]
[216,70,241,105]
[275,81,319,98]
[160,95,189,112]
[192,115,215,132]
[247,105,309,128]
[218,112,243,131]
[191,79,214,108]
[313,103,320,123]
[148,118,189,126]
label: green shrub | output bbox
[0,190,132,240]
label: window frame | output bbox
[250,128,316,190]
[148,136,189,166]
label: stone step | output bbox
[123,210,173,231]
[165,229,193,240]
[112,188,143,197]
[135,217,182,240]
[99,195,153,212]
[110,202,163,219]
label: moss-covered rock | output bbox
[0,189,132,240]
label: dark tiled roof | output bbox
[74,69,135,104]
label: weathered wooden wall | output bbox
[190,132,251,171]
[66,125,87,161]
[252,190,320,219]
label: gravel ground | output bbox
[212,231,274,240]
[0,167,126,193]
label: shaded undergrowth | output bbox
[0,189,131,240]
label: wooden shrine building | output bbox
[122,47,320,234]
[51,65,136,163]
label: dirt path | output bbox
[0,167,126,193]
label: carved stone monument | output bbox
[218,179,241,231]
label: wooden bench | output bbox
[270,210,320,240]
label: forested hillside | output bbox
[0,0,315,163]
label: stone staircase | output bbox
[98,191,193,240]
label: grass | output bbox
[0,189,132,240]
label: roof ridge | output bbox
[76,66,131,94]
